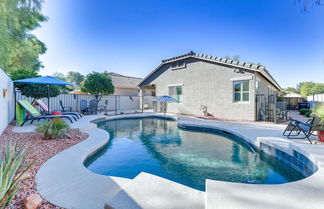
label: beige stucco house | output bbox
[107,72,155,96]
[138,51,282,121]
[70,72,155,97]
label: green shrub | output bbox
[36,119,70,140]
[299,108,312,117]
[299,108,309,115]
[304,110,312,117]
[312,104,324,124]
[0,141,31,208]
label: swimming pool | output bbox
[84,117,304,191]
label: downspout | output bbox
[253,73,257,121]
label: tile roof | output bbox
[139,51,282,91]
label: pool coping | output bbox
[35,113,324,209]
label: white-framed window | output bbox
[171,60,186,70]
[233,80,250,102]
[169,85,183,102]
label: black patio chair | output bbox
[34,99,78,121]
[283,117,324,144]
[89,100,99,114]
[98,100,108,114]
[59,99,82,119]
[59,99,72,112]
[80,100,89,114]
[103,99,108,115]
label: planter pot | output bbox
[318,131,324,142]
[51,111,62,120]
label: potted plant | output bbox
[312,104,324,142]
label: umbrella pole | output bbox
[47,84,50,115]
[164,101,166,117]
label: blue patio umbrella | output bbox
[14,76,75,114]
[154,95,179,103]
[154,95,179,116]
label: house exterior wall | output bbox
[256,72,278,96]
[255,72,279,121]
[143,58,257,121]
[113,88,154,96]
[113,88,139,96]
[0,68,15,134]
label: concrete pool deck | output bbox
[13,113,324,209]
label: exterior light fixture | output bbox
[233,68,244,74]
[3,89,7,98]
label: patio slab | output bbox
[107,172,205,209]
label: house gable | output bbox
[138,51,282,91]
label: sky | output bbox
[34,0,324,88]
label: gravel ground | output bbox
[1,122,89,209]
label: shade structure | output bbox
[14,76,75,114]
[284,93,303,98]
[69,90,88,95]
[154,95,179,116]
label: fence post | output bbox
[115,95,117,115]
[274,94,277,123]
[14,87,17,120]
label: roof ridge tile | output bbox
[139,51,281,90]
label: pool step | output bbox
[106,172,205,209]
[108,177,133,197]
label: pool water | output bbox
[85,117,304,191]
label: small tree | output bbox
[285,87,298,94]
[66,71,85,86]
[10,69,60,101]
[299,0,322,11]
[52,72,73,94]
[81,72,115,102]
[300,81,316,97]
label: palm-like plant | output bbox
[50,119,70,139]
[36,119,70,140]
[313,104,324,124]
[0,141,31,208]
[299,0,322,11]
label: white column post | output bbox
[139,86,144,112]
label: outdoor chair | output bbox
[89,100,99,114]
[276,109,289,121]
[102,99,108,115]
[283,117,324,144]
[16,100,74,126]
[80,100,89,114]
[59,99,73,112]
[35,99,81,120]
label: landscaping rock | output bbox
[20,171,32,181]
[0,123,89,209]
[24,194,42,209]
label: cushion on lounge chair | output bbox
[16,102,26,125]
[297,123,311,132]
[18,100,41,116]
[35,99,49,112]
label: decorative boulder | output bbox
[24,194,42,209]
